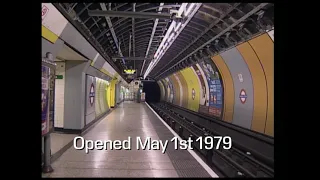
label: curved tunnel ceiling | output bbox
[57,3,273,81]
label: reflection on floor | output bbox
[42,102,210,178]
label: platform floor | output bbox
[44,102,211,178]
[50,133,77,155]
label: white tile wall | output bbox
[54,61,65,128]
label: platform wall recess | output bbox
[158,32,274,136]
[54,62,66,128]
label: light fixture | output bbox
[175,22,182,32]
[143,3,201,79]
[185,3,195,16]
[168,33,175,42]
[178,3,188,17]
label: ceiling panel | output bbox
[56,44,88,61]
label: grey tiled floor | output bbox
[43,102,209,178]
[50,133,77,155]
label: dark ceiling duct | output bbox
[229,30,243,42]
[256,6,274,30]
[214,38,228,51]
[243,18,260,35]
[180,61,186,69]
[223,32,234,46]
[186,57,193,66]
[194,53,202,63]
[189,56,197,66]
[205,46,216,56]
[181,61,187,69]
[201,48,210,57]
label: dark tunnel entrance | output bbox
[142,81,160,103]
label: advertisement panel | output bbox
[165,77,174,103]
[161,79,169,102]
[198,59,223,118]
[42,65,50,136]
[192,65,209,114]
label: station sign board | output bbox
[124,69,136,74]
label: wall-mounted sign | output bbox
[89,83,95,106]
[42,5,49,20]
[192,88,195,100]
[55,75,63,79]
[239,89,247,104]
[124,69,136,74]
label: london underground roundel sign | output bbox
[239,89,247,104]
[89,83,95,106]
[192,88,195,100]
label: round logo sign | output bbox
[239,89,247,104]
[192,88,195,100]
[89,83,95,106]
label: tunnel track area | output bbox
[149,102,274,178]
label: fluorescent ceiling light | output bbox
[185,3,195,16]
[143,3,200,78]
[168,33,175,42]
[178,3,188,17]
[175,22,182,32]
[166,21,176,35]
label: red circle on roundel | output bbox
[239,89,247,104]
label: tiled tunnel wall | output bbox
[158,32,274,137]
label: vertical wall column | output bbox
[63,61,87,130]
[54,62,66,128]
[115,83,121,104]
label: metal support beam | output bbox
[141,3,164,76]
[153,3,240,77]
[88,10,172,19]
[144,3,202,78]
[112,57,151,61]
[155,3,269,79]
[100,3,126,67]
[129,33,132,57]
[132,3,136,69]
